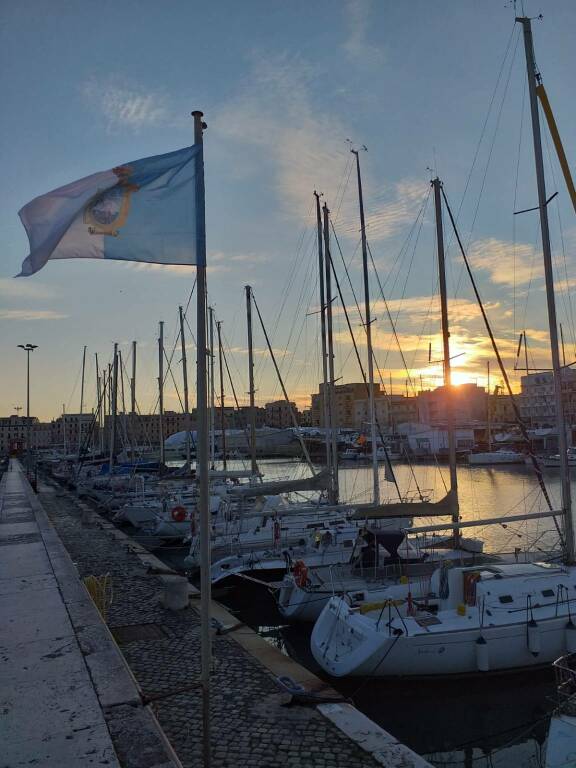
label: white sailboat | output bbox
[311,17,576,678]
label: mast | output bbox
[352,148,379,504]
[179,306,191,468]
[432,177,459,545]
[314,192,332,488]
[217,320,227,470]
[192,109,211,768]
[95,353,102,453]
[63,403,67,455]
[158,321,165,468]
[209,306,216,470]
[109,343,118,471]
[322,203,339,504]
[78,345,86,457]
[130,341,136,414]
[245,285,258,476]
[518,16,575,562]
[487,360,492,452]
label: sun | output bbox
[450,370,476,387]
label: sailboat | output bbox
[311,16,576,677]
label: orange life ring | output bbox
[171,505,186,523]
[292,559,308,588]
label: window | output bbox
[542,589,555,597]
[498,595,513,604]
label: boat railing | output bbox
[553,654,576,715]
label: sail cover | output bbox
[350,489,458,520]
[227,469,331,498]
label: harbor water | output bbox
[201,458,572,767]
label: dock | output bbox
[1,459,432,768]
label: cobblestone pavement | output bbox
[40,483,382,768]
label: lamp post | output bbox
[17,344,38,478]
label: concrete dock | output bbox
[1,459,432,768]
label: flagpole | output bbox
[192,109,211,768]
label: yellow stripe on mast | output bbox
[537,83,576,214]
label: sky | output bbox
[1,0,576,422]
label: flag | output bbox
[18,145,204,277]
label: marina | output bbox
[3,3,576,767]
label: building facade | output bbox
[311,383,381,429]
[264,400,298,429]
[520,369,576,427]
[417,383,487,425]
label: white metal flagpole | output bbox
[192,109,211,767]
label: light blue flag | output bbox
[18,145,204,276]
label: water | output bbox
[206,458,572,767]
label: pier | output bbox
[1,459,431,767]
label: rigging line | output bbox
[163,348,185,412]
[326,241,404,501]
[367,240,418,393]
[220,335,253,458]
[542,113,576,353]
[441,185,561,537]
[451,26,522,301]
[513,75,527,339]
[444,22,518,254]
[251,290,316,473]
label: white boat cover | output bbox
[350,489,458,520]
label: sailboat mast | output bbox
[245,285,258,476]
[179,306,191,467]
[209,306,216,470]
[322,203,339,504]
[217,320,227,470]
[432,177,459,544]
[352,149,380,505]
[487,360,492,452]
[109,343,118,471]
[158,321,165,468]
[95,353,102,453]
[314,192,332,488]
[518,16,575,562]
[131,341,137,414]
[78,345,86,458]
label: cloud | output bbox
[0,279,57,299]
[81,76,168,132]
[343,0,385,67]
[123,250,266,276]
[468,238,542,287]
[214,51,421,236]
[0,309,67,320]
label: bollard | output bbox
[161,576,189,611]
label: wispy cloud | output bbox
[343,0,385,67]
[81,76,168,132]
[0,278,57,299]
[0,309,67,320]
[468,238,542,287]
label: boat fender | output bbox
[527,619,540,656]
[565,619,576,653]
[475,635,489,672]
[292,560,309,588]
[171,505,186,523]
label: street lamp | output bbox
[18,344,38,477]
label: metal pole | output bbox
[245,285,258,476]
[432,177,459,545]
[323,203,339,504]
[314,192,332,485]
[561,323,567,367]
[78,345,86,458]
[518,16,574,561]
[487,360,492,452]
[209,306,216,470]
[26,350,30,471]
[192,108,211,768]
[109,344,118,471]
[352,149,379,504]
[95,354,102,453]
[217,320,227,470]
[179,306,191,468]
[158,321,165,468]
[131,341,137,414]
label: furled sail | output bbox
[350,488,458,520]
[227,469,331,498]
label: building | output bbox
[51,413,97,452]
[265,400,298,429]
[520,369,576,427]
[401,422,476,457]
[417,383,487,425]
[0,416,54,456]
[489,393,516,425]
[311,383,381,429]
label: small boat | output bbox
[542,448,576,468]
[468,449,525,465]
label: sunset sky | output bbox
[1,0,576,421]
